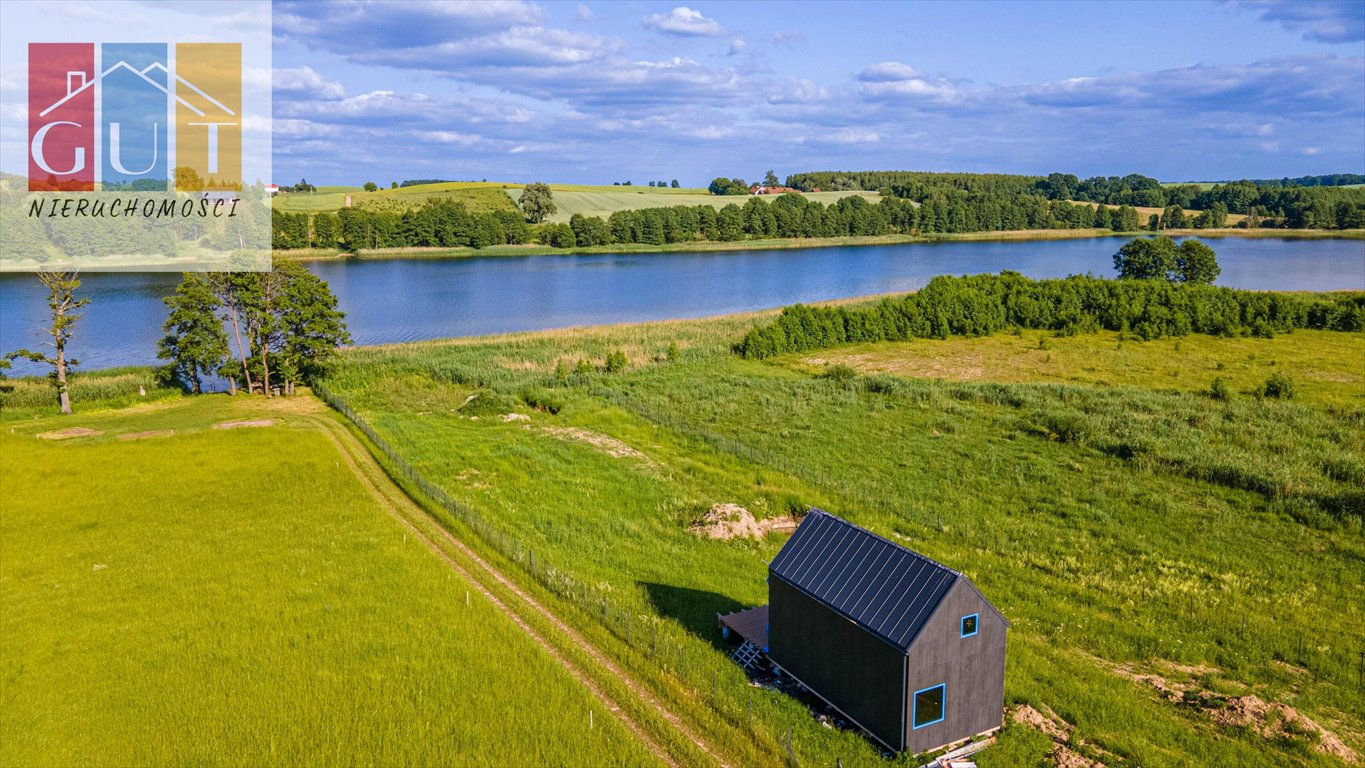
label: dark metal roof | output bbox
[769,509,962,653]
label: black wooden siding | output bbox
[768,575,907,751]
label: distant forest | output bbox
[787,171,1365,230]
[270,170,1365,250]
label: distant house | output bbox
[264,184,279,195]
[719,510,1007,754]
[749,184,801,195]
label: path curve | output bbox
[310,413,735,768]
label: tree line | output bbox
[272,200,534,251]
[734,272,1364,359]
[784,170,1365,230]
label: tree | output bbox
[273,262,352,388]
[158,274,229,394]
[519,182,557,223]
[6,271,90,414]
[174,165,205,191]
[1176,239,1220,284]
[707,177,748,196]
[1113,236,1177,280]
[363,181,379,192]
[390,181,398,189]
[670,179,680,188]
[763,170,780,188]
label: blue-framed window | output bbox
[960,613,979,638]
[912,684,946,729]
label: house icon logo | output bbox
[28,42,241,192]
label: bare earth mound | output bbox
[689,503,802,541]
[36,427,103,440]
[542,426,657,468]
[213,419,275,430]
[117,430,174,441]
[1108,660,1359,764]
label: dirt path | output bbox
[309,414,733,768]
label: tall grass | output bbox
[320,314,1365,766]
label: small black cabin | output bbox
[766,510,1007,754]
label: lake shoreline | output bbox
[276,227,1365,263]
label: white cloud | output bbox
[642,7,724,37]
[273,66,345,99]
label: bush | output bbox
[1262,372,1296,400]
[819,364,858,388]
[604,350,627,373]
[458,389,520,417]
[1209,376,1232,401]
[521,388,565,414]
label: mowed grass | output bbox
[782,328,1365,409]
[0,395,659,767]
[323,313,1365,766]
[271,182,517,215]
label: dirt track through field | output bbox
[308,414,732,768]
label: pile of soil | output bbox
[689,503,802,541]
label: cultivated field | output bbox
[271,179,878,222]
[513,187,882,224]
[320,309,1365,767]
[0,394,663,766]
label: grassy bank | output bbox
[0,395,660,766]
[320,310,1364,766]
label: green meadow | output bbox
[0,395,660,767]
[320,310,1365,767]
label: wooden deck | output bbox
[717,605,769,648]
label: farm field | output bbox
[514,188,883,224]
[272,182,517,215]
[270,179,878,222]
[320,308,1365,767]
[0,395,662,767]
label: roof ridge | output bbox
[806,508,962,578]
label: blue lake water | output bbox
[2,236,1362,375]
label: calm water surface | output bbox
[2,236,1361,375]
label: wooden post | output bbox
[589,710,594,730]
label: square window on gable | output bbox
[961,613,978,637]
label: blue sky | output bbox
[270,0,1365,186]
[4,1,1362,186]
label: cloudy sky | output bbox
[3,1,1362,186]
[270,0,1364,186]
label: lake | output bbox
[2,236,1362,375]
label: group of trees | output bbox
[4,263,350,413]
[1113,236,1219,283]
[707,177,750,195]
[272,200,533,251]
[158,263,351,396]
[734,270,1364,359]
[784,170,1365,230]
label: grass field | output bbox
[320,309,1364,767]
[784,329,1365,410]
[0,394,661,766]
